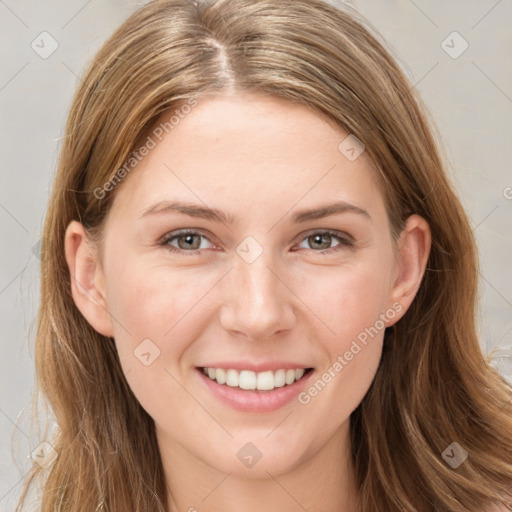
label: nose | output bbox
[219,248,296,341]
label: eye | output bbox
[160,230,215,255]
[159,229,355,256]
[295,230,355,254]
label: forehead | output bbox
[108,91,385,224]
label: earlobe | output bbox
[64,220,114,337]
[388,214,431,323]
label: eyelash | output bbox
[159,229,355,256]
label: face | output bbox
[66,91,428,480]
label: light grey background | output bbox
[1,0,511,509]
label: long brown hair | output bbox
[16,0,512,510]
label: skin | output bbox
[65,91,431,512]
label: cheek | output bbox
[105,256,209,348]
[293,256,392,415]
[102,261,204,401]
[299,255,394,342]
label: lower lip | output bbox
[196,368,314,413]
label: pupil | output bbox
[312,233,330,249]
[181,234,198,249]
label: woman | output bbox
[17,0,512,510]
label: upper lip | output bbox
[198,361,312,372]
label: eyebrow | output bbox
[139,200,371,224]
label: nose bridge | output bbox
[221,241,293,339]
[238,249,278,300]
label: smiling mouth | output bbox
[198,367,314,392]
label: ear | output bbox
[387,214,431,325]
[64,220,114,337]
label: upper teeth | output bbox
[203,367,306,391]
